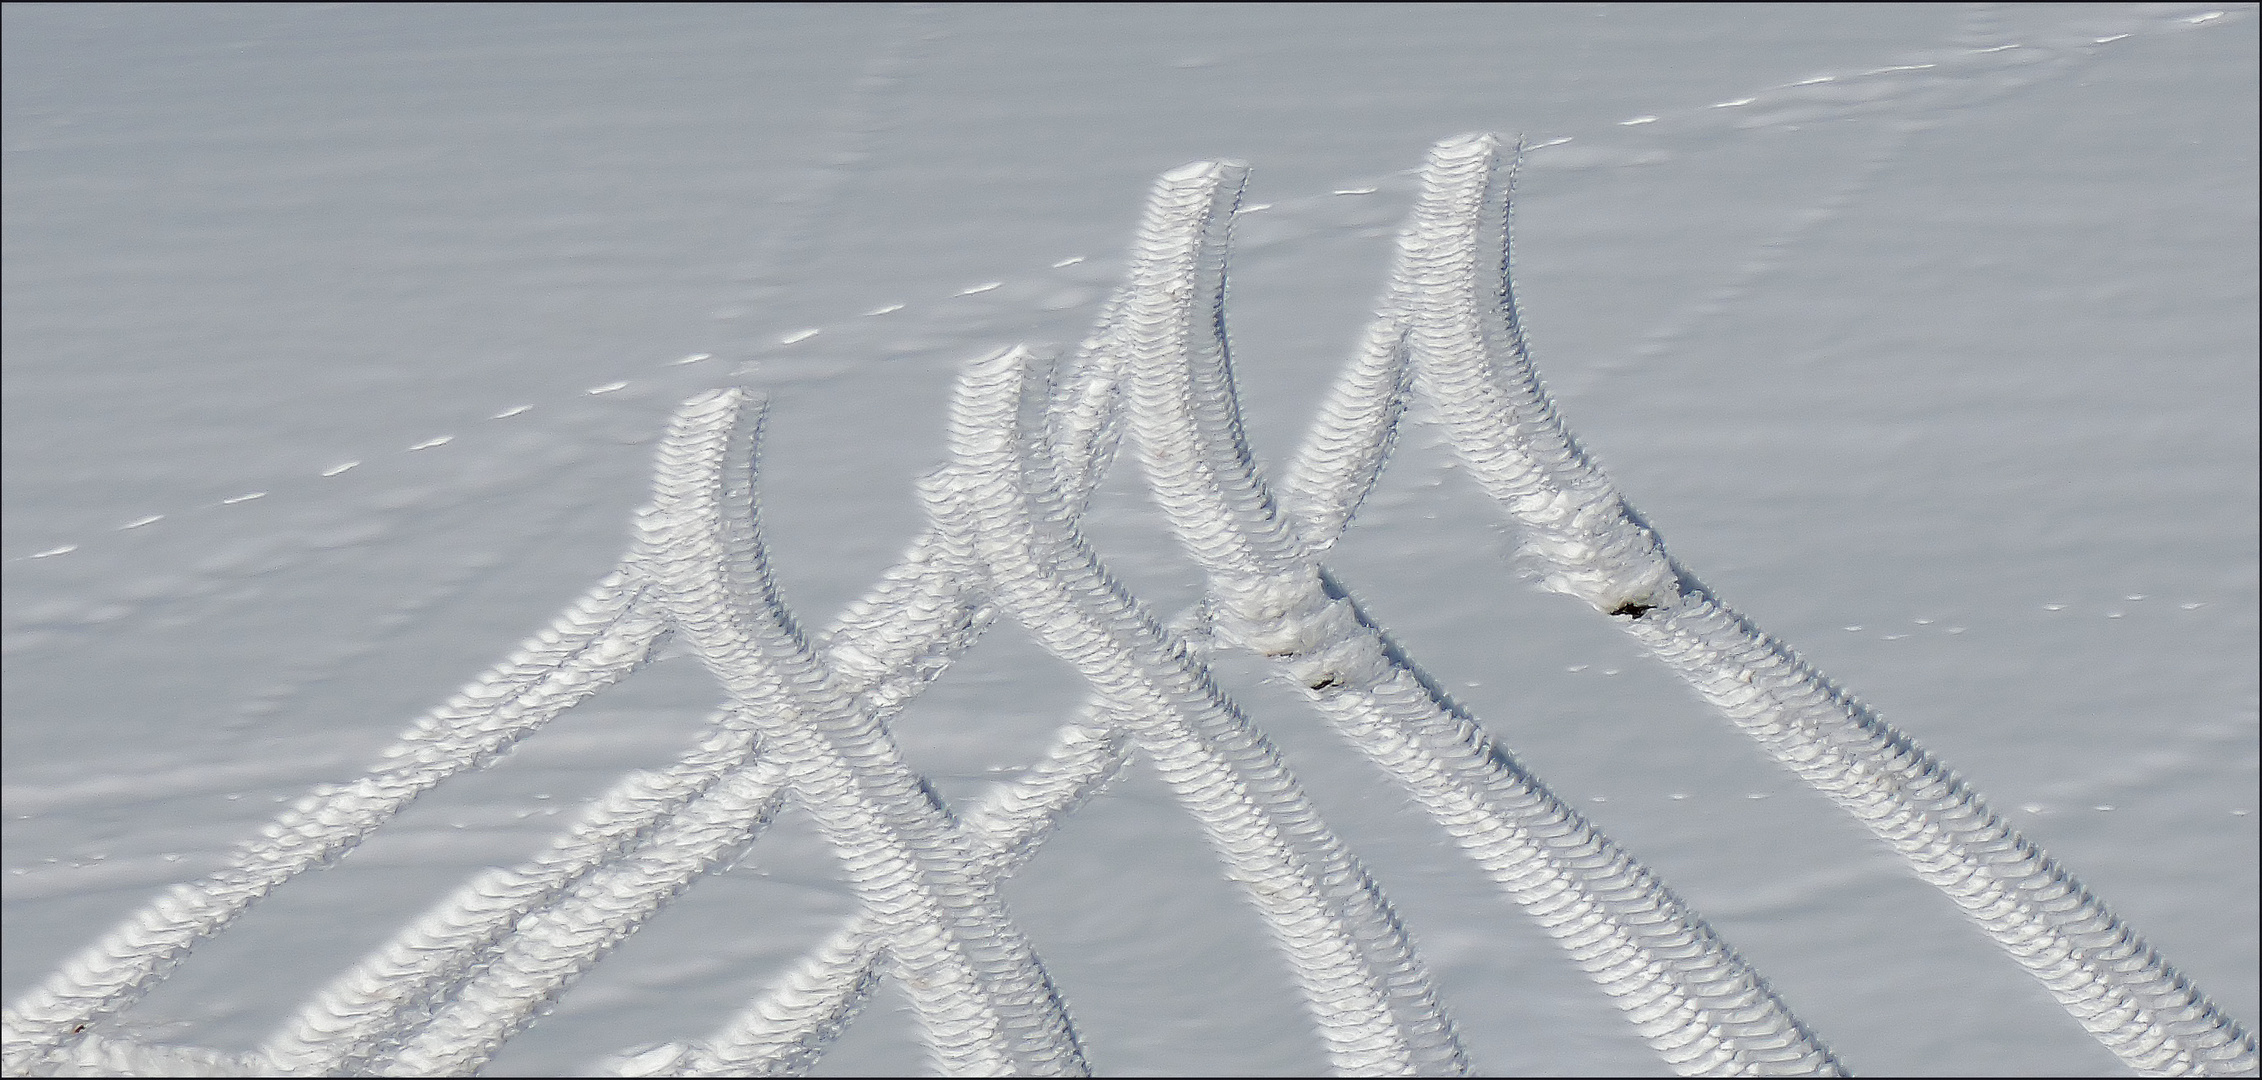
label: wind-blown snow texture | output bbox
[5,5,2256,1076]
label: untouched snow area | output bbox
[5,4,2256,1075]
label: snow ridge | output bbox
[1115,153,1836,1076]
[4,133,2253,1078]
[1398,133,2257,1078]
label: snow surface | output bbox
[4,4,2255,1075]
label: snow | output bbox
[4,4,2255,1075]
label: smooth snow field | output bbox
[5,4,2256,1075]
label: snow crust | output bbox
[5,4,2255,1075]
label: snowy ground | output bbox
[5,4,2255,1075]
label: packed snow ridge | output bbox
[4,134,2253,1078]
